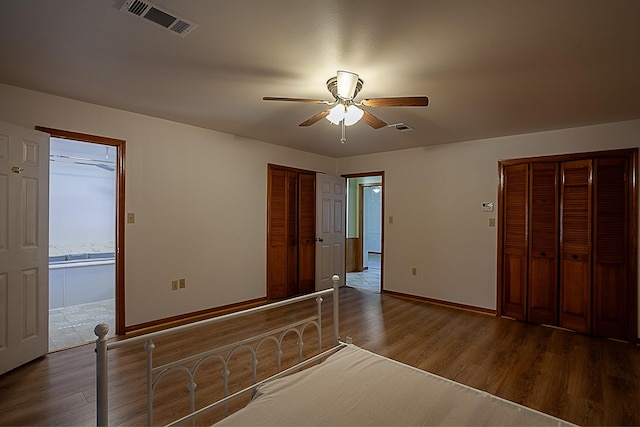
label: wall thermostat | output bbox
[482,202,494,212]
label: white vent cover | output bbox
[388,123,414,132]
[120,0,198,37]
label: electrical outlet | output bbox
[127,212,135,224]
[179,278,185,289]
[412,267,417,276]
[489,218,496,227]
[171,280,178,291]
[389,216,394,224]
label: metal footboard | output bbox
[95,275,341,426]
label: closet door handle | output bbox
[540,251,546,257]
[572,254,578,260]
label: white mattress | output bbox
[215,344,574,426]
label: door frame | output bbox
[36,127,126,335]
[343,171,385,292]
[359,182,382,271]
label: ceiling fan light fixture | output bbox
[336,70,359,100]
[325,104,364,126]
[343,105,364,126]
[326,104,345,125]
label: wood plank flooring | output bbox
[0,287,639,426]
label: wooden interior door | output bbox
[285,171,299,297]
[593,157,628,339]
[499,149,637,342]
[528,162,559,324]
[501,163,528,320]
[267,165,316,300]
[298,173,315,294]
[267,167,288,299]
[559,159,592,333]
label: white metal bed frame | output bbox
[94,276,342,426]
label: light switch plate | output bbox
[482,202,494,212]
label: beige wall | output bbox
[337,120,640,333]
[0,83,336,326]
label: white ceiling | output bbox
[1,0,640,158]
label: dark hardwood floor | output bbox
[0,287,638,426]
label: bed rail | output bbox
[95,275,341,426]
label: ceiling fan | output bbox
[263,70,429,143]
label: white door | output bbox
[0,122,49,375]
[315,173,346,290]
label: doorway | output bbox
[345,173,384,292]
[38,126,125,350]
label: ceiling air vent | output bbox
[120,0,198,37]
[388,123,414,132]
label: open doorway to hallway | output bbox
[48,138,116,351]
[345,173,383,292]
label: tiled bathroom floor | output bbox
[346,253,381,292]
[49,299,115,352]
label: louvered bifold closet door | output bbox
[528,163,559,325]
[502,163,528,320]
[286,171,299,297]
[593,157,628,339]
[268,168,289,299]
[268,165,318,300]
[298,173,316,294]
[559,160,593,334]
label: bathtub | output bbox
[49,252,115,309]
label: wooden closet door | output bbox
[286,171,299,296]
[267,168,288,299]
[501,163,528,320]
[559,159,592,333]
[298,173,316,294]
[267,165,317,299]
[528,163,558,325]
[593,157,628,339]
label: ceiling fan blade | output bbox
[361,96,429,107]
[361,110,387,129]
[299,110,329,126]
[263,96,329,104]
